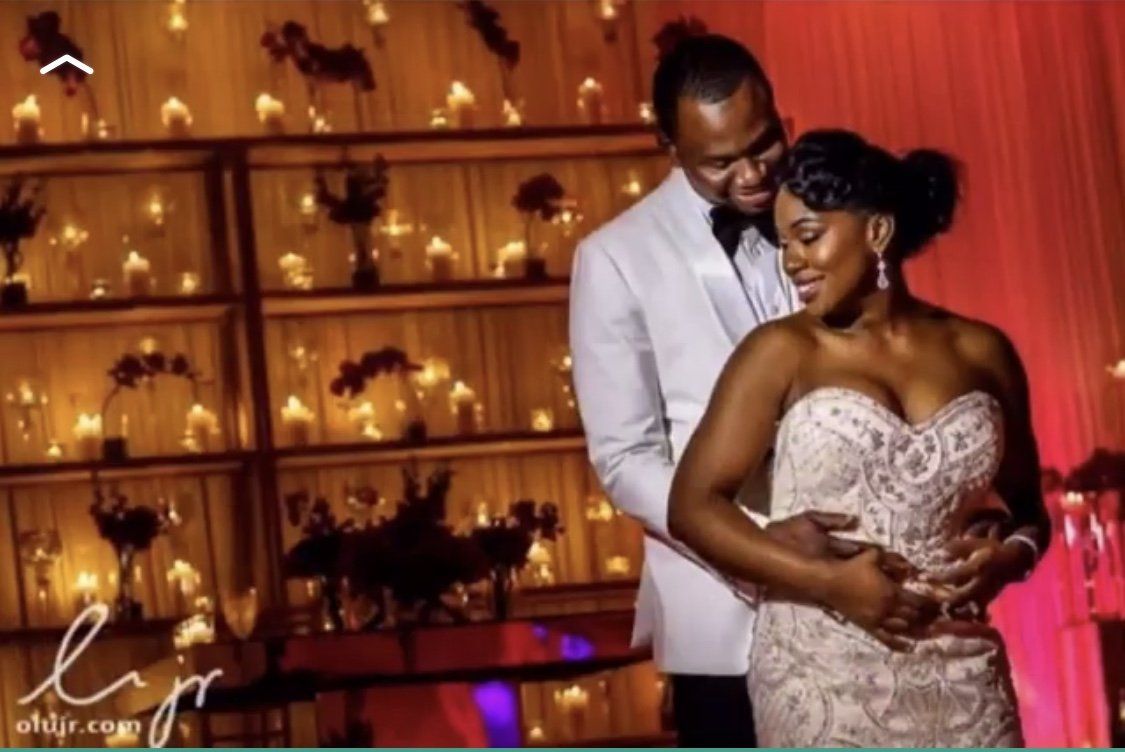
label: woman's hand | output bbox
[923,525,1036,618]
[818,549,936,651]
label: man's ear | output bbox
[867,213,895,255]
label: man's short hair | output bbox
[652,34,774,143]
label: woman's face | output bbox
[775,187,884,319]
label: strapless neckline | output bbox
[781,386,1001,432]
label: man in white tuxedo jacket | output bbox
[570,35,852,746]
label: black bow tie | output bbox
[709,205,754,259]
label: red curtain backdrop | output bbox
[641,1,1125,746]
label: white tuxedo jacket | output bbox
[569,168,798,675]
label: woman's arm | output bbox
[936,326,1051,608]
[668,320,925,644]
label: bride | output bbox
[667,129,1050,747]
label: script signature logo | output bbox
[18,603,223,748]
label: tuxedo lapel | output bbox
[656,170,758,346]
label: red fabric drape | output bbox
[642,1,1125,746]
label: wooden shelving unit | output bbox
[0,125,651,643]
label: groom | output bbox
[569,34,846,746]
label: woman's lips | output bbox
[795,277,824,303]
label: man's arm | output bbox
[569,237,682,541]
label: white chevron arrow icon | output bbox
[40,55,93,75]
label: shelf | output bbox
[0,294,238,332]
[0,125,660,176]
[263,277,569,317]
[275,430,585,470]
[0,449,256,486]
[0,616,180,647]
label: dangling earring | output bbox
[876,253,890,290]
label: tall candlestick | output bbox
[255,93,285,134]
[281,395,315,445]
[122,250,153,297]
[12,95,41,144]
[577,78,605,124]
[449,380,479,435]
[160,96,193,137]
[425,235,455,282]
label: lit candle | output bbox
[495,240,527,279]
[550,197,583,237]
[278,252,313,289]
[166,0,188,39]
[122,250,153,297]
[621,170,644,197]
[446,81,477,128]
[72,413,103,460]
[308,105,332,134]
[12,95,41,144]
[414,356,451,390]
[527,726,545,743]
[146,194,167,230]
[280,395,315,445]
[425,235,455,282]
[379,209,414,249]
[474,502,492,528]
[637,101,655,125]
[160,96,193,137]
[297,190,319,232]
[74,571,99,609]
[90,278,112,300]
[364,0,390,27]
[577,78,605,124]
[255,93,285,134]
[605,555,631,576]
[1109,359,1125,380]
[530,407,555,432]
[554,684,590,712]
[172,613,215,650]
[104,727,140,748]
[429,108,450,130]
[166,559,201,598]
[585,494,616,522]
[502,99,523,128]
[448,380,479,435]
[81,113,112,141]
[51,221,90,252]
[45,440,63,461]
[347,400,383,441]
[185,403,219,450]
[179,271,201,295]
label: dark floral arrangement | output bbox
[653,16,709,59]
[457,1,520,69]
[283,466,561,629]
[102,348,199,420]
[18,12,88,94]
[342,468,486,624]
[314,156,390,289]
[329,346,421,399]
[90,485,170,553]
[315,156,390,226]
[0,177,45,305]
[261,21,375,91]
[284,489,354,630]
[470,499,563,618]
[512,173,565,223]
[511,173,567,275]
[1064,449,1125,494]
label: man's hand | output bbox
[764,510,857,557]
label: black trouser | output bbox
[670,673,757,748]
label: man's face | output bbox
[671,79,786,216]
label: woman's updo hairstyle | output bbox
[776,129,959,260]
